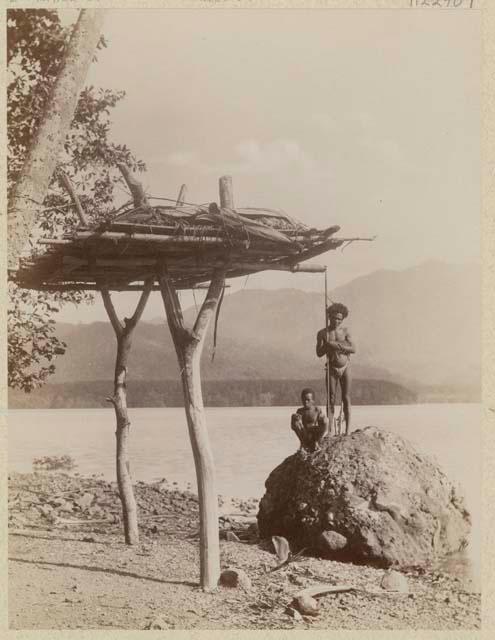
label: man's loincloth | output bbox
[328,361,349,379]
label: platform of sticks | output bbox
[14,170,373,292]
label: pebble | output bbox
[286,606,303,621]
[381,569,409,593]
[76,493,94,509]
[144,616,173,629]
[319,530,348,553]
[292,594,320,617]
[219,568,252,590]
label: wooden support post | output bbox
[159,267,225,590]
[176,184,187,207]
[219,176,234,209]
[57,169,90,226]
[100,278,153,545]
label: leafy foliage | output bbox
[8,9,145,391]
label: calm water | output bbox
[8,404,480,587]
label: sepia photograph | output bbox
[6,4,481,631]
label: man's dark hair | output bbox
[301,388,315,401]
[327,302,349,319]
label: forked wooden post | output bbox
[159,267,225,589]
[156,177,233,589]
[101,280,153,544]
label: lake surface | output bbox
[8,404,481,588]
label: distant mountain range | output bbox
[9,261,480,407]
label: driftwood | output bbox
[294,584,354,599]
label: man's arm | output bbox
[316,329,342,357]
[338,330,356,355]
[316,329,327,358]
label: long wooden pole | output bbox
[8,9,105,270]
[325,268,330,422]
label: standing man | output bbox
[316,303,356,435]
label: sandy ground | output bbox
[8,472,481,630]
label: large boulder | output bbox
[257,427,470,567]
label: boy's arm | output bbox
[317,408,329,427]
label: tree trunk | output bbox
[159,269,225,590]
[8,9,105,270]
[113,333,139,545]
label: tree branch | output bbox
[125,277,154,330]
[158,269,192,351]
[117,163,149,208]
[100,285,124,337]
[192,269,226,340]
[57,169,90,226]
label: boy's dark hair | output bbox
[327,302,349,319]
[301,388,315,402]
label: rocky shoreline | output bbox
[8,471,481,630]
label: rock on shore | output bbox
[257,427,471,567]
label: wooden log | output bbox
[32,283,219,292]
[67,257,326,272]
[72,231,229,245]
[100,279,153,545]
[57,169,90,226]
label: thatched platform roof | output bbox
[15,200,364,292]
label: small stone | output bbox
[38,505,53,518]
[58,500,75,513]
[144,616,172,629]
[218,568,252,590]
[318,530,348,554]
[286,606,303,621]
[380,569,409,593]
[82,536,96,543]
[292,594,320,617]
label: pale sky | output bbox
[57,8,480,323]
